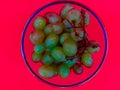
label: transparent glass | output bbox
[21,1,108,87]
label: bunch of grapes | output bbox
[30,4,100,78]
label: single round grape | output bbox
[71,29,84,41]
[66,9,81,26]
[43,54,54,65]
[87,47,100,53]
[33,16,46,30]
[61,4,73,18]
[53,23,64,34]
[45,33,59,48]
[44,24,54,35]
[30,31,45,44]
[34,43,45,54]
[32,52,42,62]
[63,19,73,32]
[73,64,83,74]
[64,58,78,67]
[45,12,61,24]
[63,39,77,56]
[82,53,93,67]
[60,33,71,45]
[38,65,56,78]
[87,41,100,53]
[51,47,66,63]
[58,64,70,78]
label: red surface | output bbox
[0,0,120,90]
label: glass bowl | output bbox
[21,0,108,87]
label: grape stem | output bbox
[65,9,89,63]
[76,9,89,61]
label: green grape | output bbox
[32,52,42,62]
[64,58,78,67]
[30,31,45,44]
[58,64,70,78]
[38,65,56,78]
[45,33,59,48]
[34,43,45,54]
[44,24,54,35]
[43,54,54,65]
[87,47,100,53]
[61,4,73,18]
[60,33,71,45]
[63,19,73,32]
[66,9,81,26]
[33,16,46,30]
[71,28,84,41]
[87,41,100,53]
[53,23,64,34]
[51,47,66,63]
[73,64,83,74]
[63,39,77,56]
[45,12,61,24]
[82,53,93,67]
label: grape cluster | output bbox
[30,4,100,78]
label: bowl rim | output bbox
[21,0,108,87]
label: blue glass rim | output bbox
[21,0,108,87]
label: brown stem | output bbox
[65,9,89,61]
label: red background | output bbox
[0,0,120,90]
